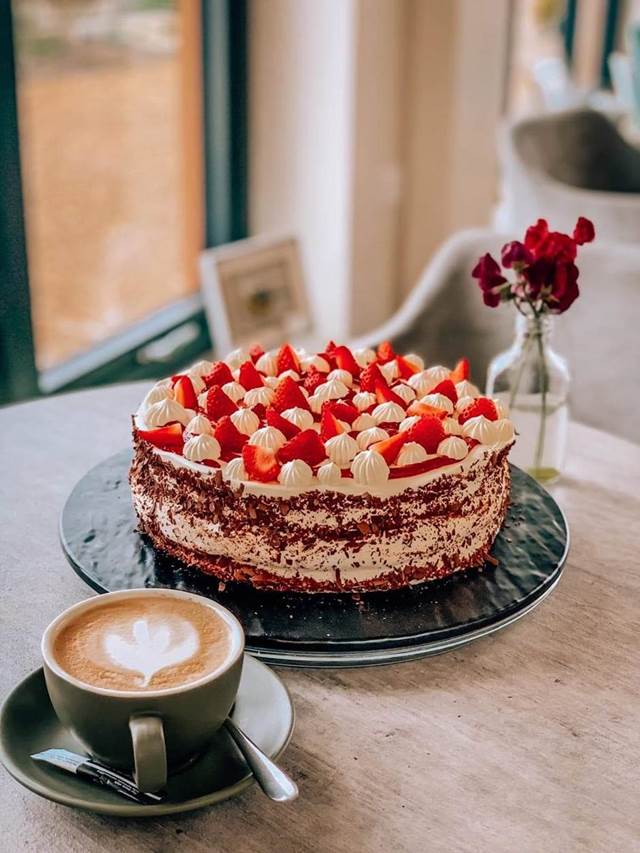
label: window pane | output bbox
[12,0,201,370]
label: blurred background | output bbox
[2,0,640,424]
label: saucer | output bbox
[0,655,294,816]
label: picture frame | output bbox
[199,235,312,356]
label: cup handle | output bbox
[129,714,167,793]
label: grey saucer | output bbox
[0,656,294,816]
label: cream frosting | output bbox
[139,384,173,411]
[399,415,420,432]
[419,393,454,414]
[443,417,463,436]
[187,359,214,378]
[223,457,247,481]
[244,387,275,408]
[278,369,300,382]
[456,395,475,412]
[248,426,286,451]
[455,380,480,399]
[353,347,376,367]
[423,365,450,385]
[182,434,221,463]
[357,427,389,449]
[492,418,515,443]
[352,391,377,412]
[278,459,313,487]
[404,353,424,371]
[300,354,330,373]
[392,384,416,403]
[186,373,206,394]
[380,360,399,383]
[372,402,405,424]
[255,351,278,376]
[230,408,260,436]
[185,414,213,436]
[315,378,349,400]
[324,433,359,466]
[316,461,342,485]
[307,394,325,414]
[437,435,468,460]
[396,441,428,466]
[462,415,496,444]
[144,399,194,428]
[327,368,354,387]
[281,407,314,430]
[352,412,376,431]
[225,348,249,370]
[351,450,390,485]
[221,381,245,402]
[263,375,279,388]
[407,371,436,397]
[494,398,510,418]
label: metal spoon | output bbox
[223,718,298,803]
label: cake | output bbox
[129,341,515,592]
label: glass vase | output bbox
[486,312,570,483]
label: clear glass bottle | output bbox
[486,312,570,483]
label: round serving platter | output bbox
[60,450,569,668]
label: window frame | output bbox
[0,0,247,404]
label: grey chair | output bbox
[352,229,640,443]
[496,108,640,245]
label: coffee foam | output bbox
[53,596,234,692]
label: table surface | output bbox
[1,383,639,853]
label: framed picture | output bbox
[200,235,312,356]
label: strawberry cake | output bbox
[129,342,515,592]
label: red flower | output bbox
[549,262,580,313]
[471,253,507,308]
[573,216,595,245]
[501,241,533,268]
[522,257,553,298]
[524,218,548,253]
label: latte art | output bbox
[53,596,234,691]
[103,616,199,687]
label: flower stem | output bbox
[534,314,548,471]
[508,324,533,409]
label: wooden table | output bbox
[1,384,638,852]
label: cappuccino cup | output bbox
[42,589,244,793]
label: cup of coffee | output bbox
[41,589,244,793]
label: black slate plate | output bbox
[59,450,569,667]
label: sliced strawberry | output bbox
[430,378,458,404]
[406,415,446,453]
[203,361,233,388]
[248,343,264,362]
[214,415,247,454]
[377,340,396,364]
[278,429,327,466]
[242,445,281,483]
[333,345,360,376]
[137,423,183,449]
[458,397,498,424]
[396,355,419,379]
[173,375,198,410]
[238,360,264,390]
[320,408,346,442]
[272,376,309,412]
[371,432,407,465]
[323,400,358,424]
[449,357,470,384]
[406,401,448,419]
[359,362,386,392]
[206,385,238,419]
[304,366,325,395]
[276,343,300,375]
[266,406,300,439]
[389,456,450,479]
[374,379,405,407]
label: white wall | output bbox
[249,0,510,339]
[249,0,356,342]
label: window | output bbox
[0,0,247,404]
